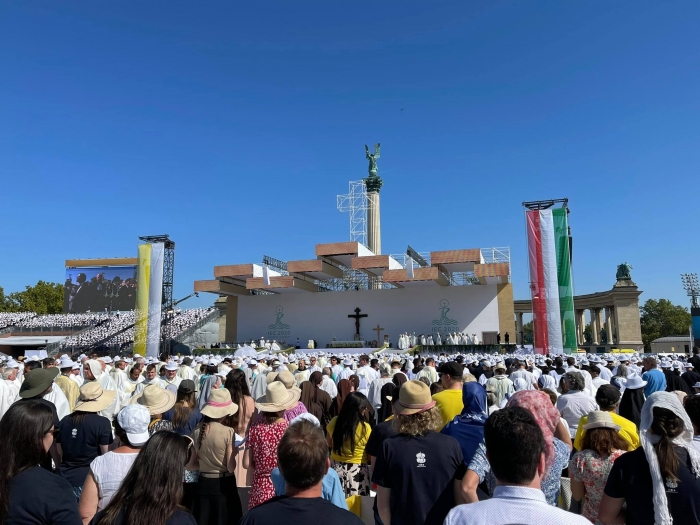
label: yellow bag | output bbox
[346,495,362,517]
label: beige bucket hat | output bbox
[201,388,239,418]
[75,382,117,413]
[255,381,300,413]
[130,384,176,415]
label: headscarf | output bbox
[86,359,104,380]
[299,381,316,415]
[513,378,530,391]
[250,372,267,401]
[640,391,700,525]
[441,383,487,465]
[378,382,396,422]
[538,374,558,392]
[619,384,645,429]
[580,369,597,397]
[336,379,353,414]
[506,390,561,475]
[392,372,407,387]
[198,376,217,411]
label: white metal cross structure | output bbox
[336,180,368,246]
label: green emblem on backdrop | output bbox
[268,305,290,330]
[432,299,458,326]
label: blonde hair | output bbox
[393,406,443,436]
[463,373,477,383]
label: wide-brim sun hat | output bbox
[75,382,117,413]
[19,368,60,398]
[255,381,300,412]
[130,384,176,415]
[583,410,621,431]
[625,375,648,390]
[201,388,239,418]
[393,380,436,416]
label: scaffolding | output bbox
[337,180,368,246]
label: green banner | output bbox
[552,208,577,353]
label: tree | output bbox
[2,281,65,314]
[640,298,692,351]
[523,321,533,344]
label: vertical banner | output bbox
[526,210,565,354]
[133,243,164,358]
[553,208,577,353]
[526,211,548,354]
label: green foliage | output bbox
[640,299,692,351]
[523,321,533,344]
[0,281,65,314]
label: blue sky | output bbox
[1,1,698,313]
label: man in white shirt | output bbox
[445,407,589,525]
[356,354,379,383]
[367,364,393,419]
[509,361,538,390]
[337,358,355,382]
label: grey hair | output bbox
[322,367,332,377]
[615,364,629,378]
[1,368,15,380]
[564,371,585,391]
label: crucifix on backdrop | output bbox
[372,324,385,344]
[348,307,368,338]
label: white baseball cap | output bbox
[117,404,150,446]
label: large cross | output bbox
[348,307,368,337]
[372,324,385,344]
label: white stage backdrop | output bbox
[236,285,500,345]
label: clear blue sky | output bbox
[1,1,698,312]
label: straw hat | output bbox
[266,372,279,385]
[255,381,300,413]
[75,382,117,413]
[201,388,239,418]
[393,380,436,416]
[583,411,621,431]
[276,371,297,390]
[130,384,176,415]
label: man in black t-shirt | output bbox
[242,420,362,525]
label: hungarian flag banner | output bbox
[526,209,576,354]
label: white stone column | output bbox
[591,308,600,345]
[606,307,614,346]
[367,191,381,255]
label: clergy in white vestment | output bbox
[416,358,439,384]
[356,357,379,383]
[83,359,121,421]
[178,357,197,381]
[42,382,71,420]
[0,368,20,420]
[162,361,182,394]
[70,364,84,387]
[436,332,442,346]
[367,366,393,418]
[136,364,167,395]
[319,368,338,399]
[116,363,144,405]
[420,334,427,346]
[337,359,355,382]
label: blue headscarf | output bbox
[441,382,488,465]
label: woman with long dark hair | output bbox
[326,391,373,497]
[89,432,195,525]
[330,378,354,417]
[223,369,255,486]
[163,380,202,436]
[299,371,332,428]
[600,391,700,524]
[0,400,80,524]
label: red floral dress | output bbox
[247,418,289,509]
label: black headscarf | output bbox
[619,386,645,429]
[378,383,396,423]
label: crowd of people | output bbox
[54,308,216,351]
[64,273,138,313]
[2,347,700,525]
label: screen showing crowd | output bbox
[63,266,137,313]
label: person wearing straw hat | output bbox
[569,411,630,523]
[372,380,465,525]
[245,382,296,509]
[56,382,115,499]
[130,384,177,434]
[192,388,242,525]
